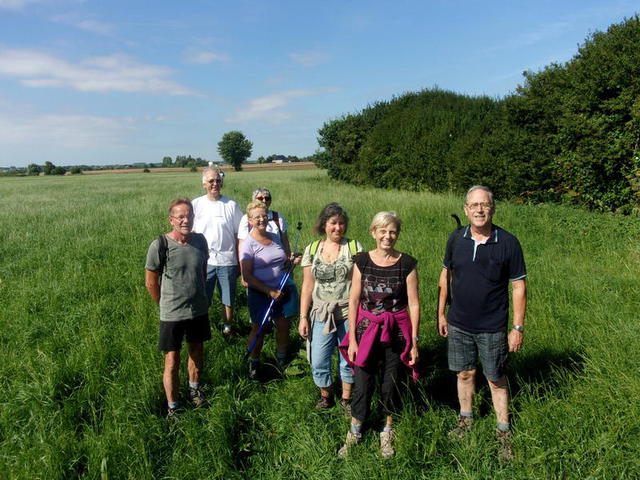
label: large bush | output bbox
[317,16,640,213]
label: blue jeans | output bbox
[310,315,353,388]
[206,265,238,307]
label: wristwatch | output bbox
[512,325,524,332]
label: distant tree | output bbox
[143,168,151,173]
[70,166,82,174]
[162,156,173,167]
[187,160,198,172]
[43,161,55,175]
[218,131,252,171]
[51,166,66,175]
[257,156,266,164]
[27,163,41,176]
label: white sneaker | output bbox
[337,431,362,457]
[380,429,395,459]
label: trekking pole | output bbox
[293,221,302,255]
[245,270,291,358]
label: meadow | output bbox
[1,169,639,480]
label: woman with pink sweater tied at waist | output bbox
[338,211,420,459]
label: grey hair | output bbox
[369,211,401,233]
[465,185,494,205]
[202,166,223,183]
[251,187,272,200]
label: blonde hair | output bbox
[246,200,268,216]
[369,211,401,233]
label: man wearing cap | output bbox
[437,185,527,462]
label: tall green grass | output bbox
[1,170,639,479]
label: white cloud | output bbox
[0,0,42,10]
[184,49,229,64]
[50,14,115,35]
[289,50,330,67]
[226,87,340,123]
[0,112,135,149]
[0,48,199,95]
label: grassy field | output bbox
[1,169,639,479]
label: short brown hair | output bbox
[168,197,193,215]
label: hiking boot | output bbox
[249,361,261,381]
[315,395,335,409]
[167,406,183,421]
[337,431,362,457]
[447,415,474,441]
[496,429,514,463]
[222,323,233,336]
[187,386,208,408]
[340,398,352,418]
[380,429,395,459]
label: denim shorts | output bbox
[447,324,508,381]
[206,265,238,307]
[247,284,297,326]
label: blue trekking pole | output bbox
[245,222,303,359]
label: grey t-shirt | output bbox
[145,234,209,322]
[301,239,363,318]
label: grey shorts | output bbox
[447,324,508,381]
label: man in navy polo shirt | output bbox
[437,185,527,462]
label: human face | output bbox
[203,172,223,198]
[254,193,272,207]
[249,207,268,232]
[324,215,346,243]
[169,203,194,236]
[372,223,399,251]
[464,189,494,231]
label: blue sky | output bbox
[0,0,638,167]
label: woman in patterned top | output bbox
[299,203,363,411]
[338,211,420,459]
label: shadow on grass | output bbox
[407,338,585,418]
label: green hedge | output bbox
[317,16,640,214]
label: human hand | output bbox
[298,317,309,338]
[508,329,524,352]
[438,314,448,337]
[409,345,419,365]
[348,340,358,363]
[241,278,248,288]
[269,289,283,301]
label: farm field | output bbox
[1,169,639,479]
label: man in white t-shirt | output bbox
[192,167,243,335]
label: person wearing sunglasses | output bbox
[237,187,299,369]
[192,167,244,336]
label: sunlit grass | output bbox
[1,170,638,479]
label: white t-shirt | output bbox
[192,194,243,266]
[237,210,289,242]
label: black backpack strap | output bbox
[272,210,282,237]
[157,234,168,276]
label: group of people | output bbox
[145,167,527,461]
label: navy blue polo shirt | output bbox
[443,224,526,333]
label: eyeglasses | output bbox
[206,179,222,184]
[171,214,194,221]
[466,202,493,211]
[255,196,271,201]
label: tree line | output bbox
[316,16,640,214]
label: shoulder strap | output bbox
[309,239,321,259]
[157,234,168,277]
[271,211,282,236]
[347,239,358,258]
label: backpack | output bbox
[308,238,359,262]
[156,234,207,283]
[248,210,282,237]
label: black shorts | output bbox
[158,314,211,351]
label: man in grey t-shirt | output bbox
[145,198,211,418]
